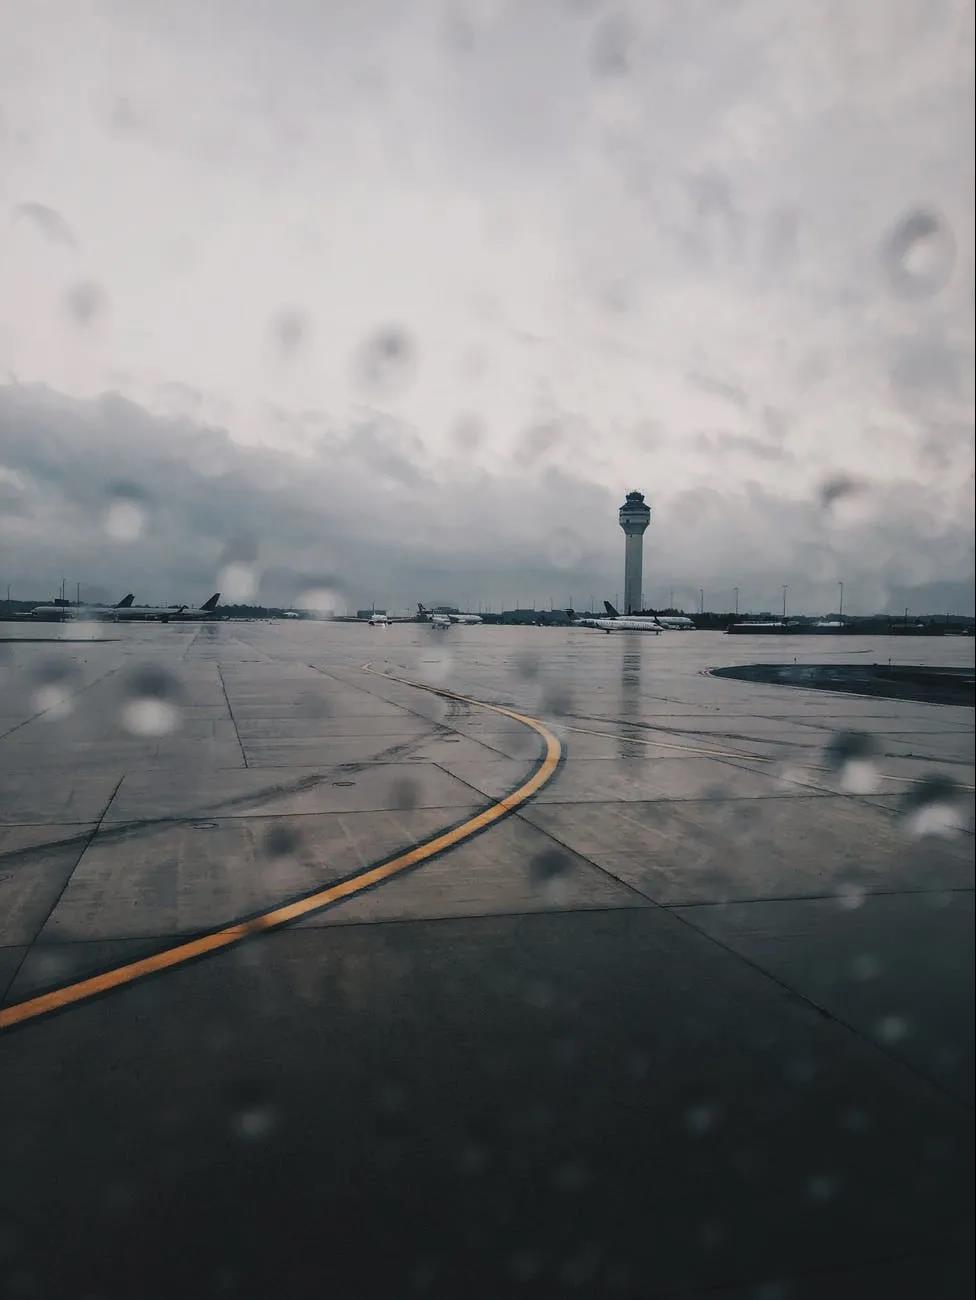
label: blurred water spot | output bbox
[875,1014,911,1044]
[901,775,967,838]
[551,1160,588,1192]
[590,12,636,75]
[836,885,866,911]
[851,953,882,981]
[297,583,343,616]
[332,779,355,787]
[31,659,80,719]
[230,1103,278,1141]
[64,279,106,326]
[805,1174,837,1204]
[530,849,572,904]
[121,667,181,736]
[219,562,258,604]
[103,483,150,542]
[542,686,574,716]
[450,413,483,452]
[508,1249,544,1282]
[842,1107,870,1133]
[263,824,301,857]
[698,1220,726,1251]
[684,1104,717,1137]
[270,307,309,356]
[819,474,873,527]
[823,731,880,793]
[560,1243,601,1288]
[753,1283,791,1300]
[355,327,416,397]
[418,647,453,684]
[545,527,584,571]
[883,208,955,298]
[392,779,419,810]
[514,651,540,680]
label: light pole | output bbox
[699,588,704,615]
[734,586,739,617]
[838,581,844,619]
[669,587,674,610]
[782,584,789,619]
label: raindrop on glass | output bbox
[355,326,416,397]
[120,667,181,736]
[882,208,955,298]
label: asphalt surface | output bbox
[0,622,973,1298]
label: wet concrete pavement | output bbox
[0,622,973,1298]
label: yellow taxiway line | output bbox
[0,667,561,1032]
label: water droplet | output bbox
[514,651,540,680]
[883,208,955,298]
[64,279,106,326]
[541,686,573,717]
[530,849,572,904]
[901,775,967,838]
[875,1015,911,1044]
[31,659,80,719]
[355,327,416,397]
[219,562,258,604]
[551,1160,588,1192]
[823,732,881,793]
[590,13,636,76]
[263,824,301,857]
[684,1105,717,1137]
[851,953,882,981]
[545,528,584,571]
[392,779,419,810]
[120,667,181,736]
[806,1174,837,1203]
[231,1104,278,1141]
[508,1249,544,1282]
[450,413,483,452]
[270,307,309,356]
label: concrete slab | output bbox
[39,807,486,942]
[0,824,94,943]
[0,909,970,1298]
[104,762,480,822]
[676,891,975,1102]
[445,754,819,804]
[297,812,646,929]
[0,621,971,1299]
[520,795,976,904]
[0,770,123,824]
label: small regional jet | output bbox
[20,593,135,621]
[417,603,482,625]
[568,601,662,634]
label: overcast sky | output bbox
[1,0,973,614]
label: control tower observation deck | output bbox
[619,491,651,615]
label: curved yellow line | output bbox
[0,669,561,1032]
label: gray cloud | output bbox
[1,383,971,615]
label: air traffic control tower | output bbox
[619,490,651,614]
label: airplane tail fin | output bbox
[417,603,428,615]
[115,594,135,608]
[566,609,576,620]
[201,593,220,611]
[603,600,620,618]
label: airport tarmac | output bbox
[0,621,973,1298]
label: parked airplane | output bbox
[567,602,662,634]
[20,593,135,621]
[429,612,451,630]
[417,604,482,625]
[118,593,221,622]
